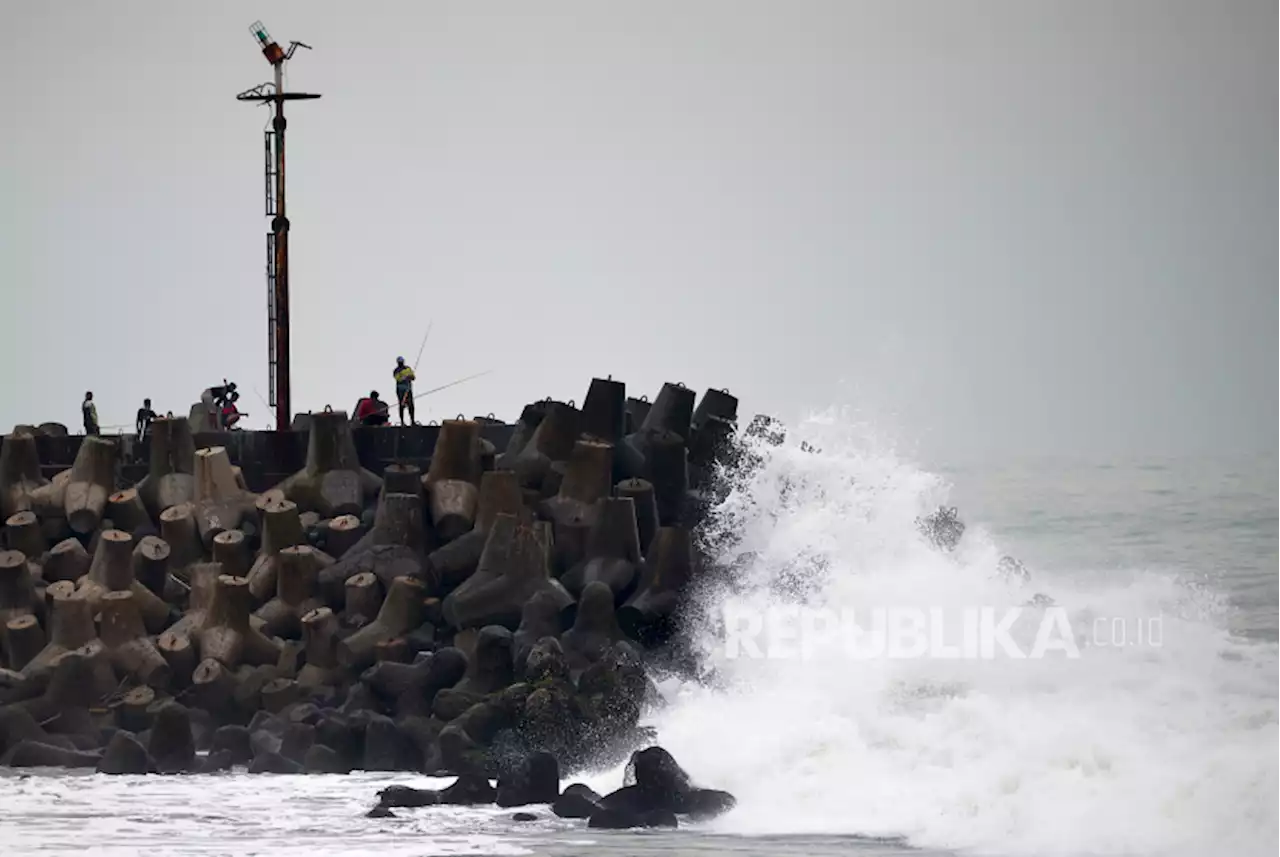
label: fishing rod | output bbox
[252,386,275,430]
[413,369,494,400]
[413,320,433,371]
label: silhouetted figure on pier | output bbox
[82,391,99,436]
[136,398,156,438]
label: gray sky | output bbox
[1,1,1274,461]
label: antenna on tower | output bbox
[236,22,321,433]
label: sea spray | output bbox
[621,408,1278,856]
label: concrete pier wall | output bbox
[1,424,516,494]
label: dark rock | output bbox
[148,703,196,774]
[522,637,569,683]
[363,714,415,772]
[199,748,236,773]
[512,812,537,822]
[454,625,514,695]
[247,750,304,774]
[377,784,438,808]
[365,805,396,818]
[432,688,484,722]
[96,731,150,775]
[438,771,497,805]
[210,725,253,764]
[280,723,316,763]
[303,743,352,774]
[553,783,603,818]
[2,741,101,768]
[588,806,678,829]
[496,750,560,807]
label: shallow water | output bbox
[2,418,1275,857]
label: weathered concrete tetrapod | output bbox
[0,430,49,519]
[561,496,642,600]
[4,614,44,672]
[579,377,627,445]
[297,606,340,687]
[254,545,327,639]
[42,537,90,584]
[442,514,573,631]
[691,387,738,432]
[98,590,171,689]
[425,419,482,543]
[324,514,364,559]
[193,446,258,546]
[198,575,282,669]
[75,529,171,634]
[561,581,625,673]
[3,511,46,566]
[105,487,150,534]
[136,416,197,518]
[63,435,117,535]
[618,526,695,644]
[247,496,307,602]
[338,575,426,671]
[277,408,382,517]
[159,503,204,573]
[22,583,96,678]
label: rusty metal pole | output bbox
[238,24,318,433]
[272,74,291,433]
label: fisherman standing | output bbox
[393,357,417,426]
[82,391,99,436]
[135,398,156,437]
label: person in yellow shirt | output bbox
[393,356,417,426]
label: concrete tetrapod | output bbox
[0,430,49,520]
[159,503,204,575]
[20,582,103,688]
[276,408,382,517]
[197,575,282,669]
[135,416,197,518]
[561,581,626,674]
[561,496,643,601]
[426,469,525,594]
[425,419,482,543]
[442,514,573,631]
[337,576,426,672]
[247,496,307,602]
[63,435,117,535]
[105,487,150,535]
[297,606,340,688]
[254,545,327,639]
[74,529,172,634]
[4,511,46,568]
[97,590,170,689]
[42,537,89,584]
[192,446,258,547]
[617,525,696,646]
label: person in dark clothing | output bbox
[82,391,99,436]
[355,391,390,426]
[136,398,156,437]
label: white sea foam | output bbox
[621,409,1279,856]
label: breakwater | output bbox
[1,421,517,495]
[0,377,744,829]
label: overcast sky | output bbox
[1,1,1274,461]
